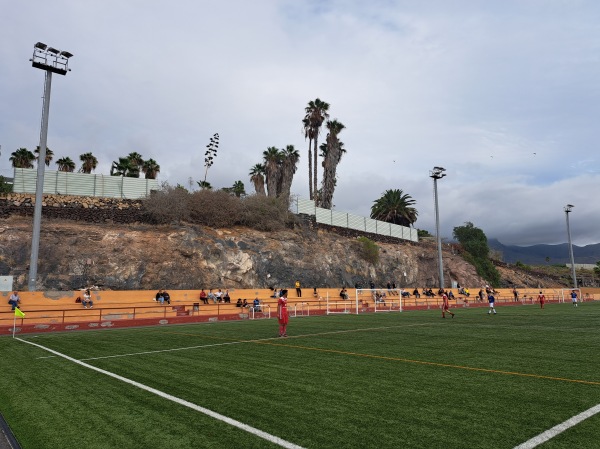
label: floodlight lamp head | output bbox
[429,166,447,179]
[564,204,574,213]
[46,47,60,54]
[60,50,74,59]
[34,42,47,50]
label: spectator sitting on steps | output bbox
[8,291,21,310]
[200,289,208,304]
[207,289,217,304]
[155,289,165,304]
[82,289,94,309]
[162,290,171,305]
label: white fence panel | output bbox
[12,168,158,199]
[315,207,333,225]
[364,217,378,234]
[296,198,315,215]
[331,210,348,228]
[347,213,365,231]
[375,221,392,236]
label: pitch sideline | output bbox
[17,338,306,449]
[513,403,600,448]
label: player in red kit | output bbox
[278,289,289,337]
[537,291,545,309]
[441,291,454,318]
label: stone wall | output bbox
[0,193,150,224]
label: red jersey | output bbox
[442,293,449,310]
[278,296,288,323]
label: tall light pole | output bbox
[27,42,73,291]
[430,166,446,289]
[564,204,578,288]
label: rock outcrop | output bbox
[0,215,563,291]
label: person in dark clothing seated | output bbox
[162,290,171,305]
[413,288,421,298]
[236,298,243,307]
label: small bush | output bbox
[0,176,12,193]
[143,183,191,224]
[356,236,379,265]
[239,195,290,231]
[189,190,240,227]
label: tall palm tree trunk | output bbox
[320,142,340,210]
[308,140,313,200]
[313,136,319,204]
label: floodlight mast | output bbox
[27,42,72,291]
[564,204,578,289]
[429,167,446,289]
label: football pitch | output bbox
[1,302,599,449]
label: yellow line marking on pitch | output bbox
[254,341,600,386]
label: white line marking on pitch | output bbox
[513,403,600,449]
[17,338,306,449]
[34,322,430,361]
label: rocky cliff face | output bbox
[0,216,563,291]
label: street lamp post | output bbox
[429,167,446,289]
[27,42,73,291]
[564,204,578,289]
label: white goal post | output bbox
[289,302,310,318]
[559,288,582,303]
[248,304,271,319]
[354,288,403,313]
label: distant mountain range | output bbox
[488,239,600,265]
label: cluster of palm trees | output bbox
[9,147,160,180]
[302,98,347,209]
[249,145,300,201]
[9,147,99,174]
[110,152,160,179]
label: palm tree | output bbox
[302,117,314,200]
[56,157,76,172]
[127,152,145,173]
[110,157,139,177]
[34,146,54,167]
[303,98,330,201]
[197,180,212,190]
[370,189,418,227]
[142,158,160,179]
[278,145,300,202]
[79,152,98,174]
[262,146,282,198]
[249,163,266,196]
[10,148,36,168]
[319,120,346,209]
[223,180,246,197]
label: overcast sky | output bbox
[1,1,598,246]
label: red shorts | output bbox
[278,312,288,325]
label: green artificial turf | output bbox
[0,302,599,448]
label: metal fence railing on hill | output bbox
[291,197,418,243]
[12,168,159,199]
